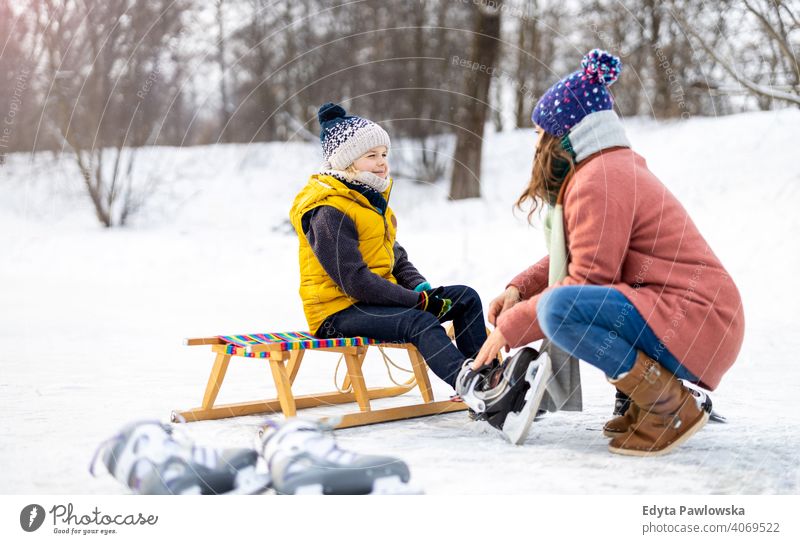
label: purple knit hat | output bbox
[532,49,622,137]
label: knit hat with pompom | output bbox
[532,49,622,137]
[317,103,390,170]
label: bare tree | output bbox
[514,0,539,127]
[34,0,193,227]
[8,0,794,222]
[673,0,800,107]
[449,2,501,200]
[0,1,49,161]
[215,0,232,141]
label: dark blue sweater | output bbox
[300,202,425,308]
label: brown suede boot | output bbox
[602,403,639,438]
[607,351,710,456]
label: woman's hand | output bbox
[487,286,521,326]
[471,327,509,370]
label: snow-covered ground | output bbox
[1,109,799,494]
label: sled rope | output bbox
[334,347,416,393]
[334,354,351,394]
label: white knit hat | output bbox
[318,102,390,170]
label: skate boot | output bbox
[603,389,638,438]
[683,381,726,423]
[259,418,416,495]
[452,357,501,421]
[608,352,712,456]
[613,389,632,416]
[90,420,271,494]
[456,347,552,445]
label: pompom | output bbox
[581,49,621,86]
[318,102,347,124]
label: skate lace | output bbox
[289,432,358,465]
[477,370,514,402]
[318,441,358,465]
[189,445,221,468]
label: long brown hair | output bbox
[516,130,575,222]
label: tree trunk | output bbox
[449,5,501,200]
[216,0,231,141]
[515,0,538,128]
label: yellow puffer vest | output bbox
[289,174,398,335]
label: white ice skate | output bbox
[91,420,271,495]
[258,418,420,494]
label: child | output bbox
[289,103,487,389]
[473,50,744,455]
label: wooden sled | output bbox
[174,331,467,429]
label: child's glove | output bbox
[416,287,452,319]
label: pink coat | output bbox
[497,147,744,390]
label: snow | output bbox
[1,109,799,494]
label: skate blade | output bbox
[502,354,552,445]
[293,475,423,495]
[709,411,727,423]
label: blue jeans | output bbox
[537,285,698,381]
[316,285,487,388]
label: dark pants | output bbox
[316,285,487,388]
[537,285,698,381]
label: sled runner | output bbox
[175,331,466,429]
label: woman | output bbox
[472,50,744,456]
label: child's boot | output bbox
[607,351,711,456]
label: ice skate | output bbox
[456,347,552,445]
[90,420,270,495]
[683,381,726,423]
[258,418,418,494]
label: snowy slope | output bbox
[1,109,798,494]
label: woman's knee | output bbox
[537,287,579,338]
